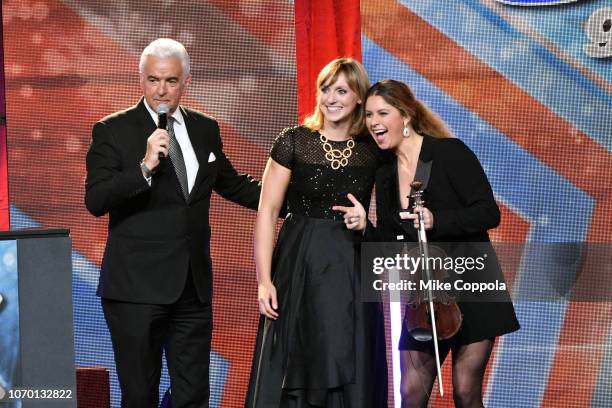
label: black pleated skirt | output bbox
[245,214,388,408]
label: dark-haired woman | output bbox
[354,80,519,407]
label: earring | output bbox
[403,126,410,138]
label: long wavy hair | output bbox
[366,80,452,138]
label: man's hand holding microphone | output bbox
[141,103,170,179]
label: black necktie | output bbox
[167,117,189,200]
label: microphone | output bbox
[156,103,170,160]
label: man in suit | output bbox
[85,38,260,408]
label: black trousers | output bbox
[102,272,212,408]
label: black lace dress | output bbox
[245,126,388,408]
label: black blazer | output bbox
[85,99,260,304]
[369,135,500,243]
[368,135,520,339]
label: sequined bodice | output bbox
[271,126,378,220]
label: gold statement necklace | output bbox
[319,133,355,170]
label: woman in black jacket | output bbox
[350,80,519,407]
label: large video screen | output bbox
[3,1,610,407]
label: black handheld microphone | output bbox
[156,103,170,160]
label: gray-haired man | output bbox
[86,38,260,407]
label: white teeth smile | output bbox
[373,130,387,136]
[327,106,342,111]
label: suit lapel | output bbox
[389,159,409,233]
[134,98,157,139]
[379,160,403,233]
[181,107,209,201]
[384,136,434,239]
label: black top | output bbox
[271,126,379,220]
[369,135,520,344]
[370,134,500,243]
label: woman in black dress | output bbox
[353,80,519,407]
[245,59,387,408]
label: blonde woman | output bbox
[245,59,388,407]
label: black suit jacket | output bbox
[369,135,500,243]
[368,135,520,337]
[85,98,260,304]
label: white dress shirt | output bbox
[144,99,200,193]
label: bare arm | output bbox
[254,158,291,319]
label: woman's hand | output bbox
[400,205,434,230]
[258,281,279,320]
[255,158,289,321]
[332,193,367,231]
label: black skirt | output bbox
[245,214,388,408]
[398,244,520,350]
